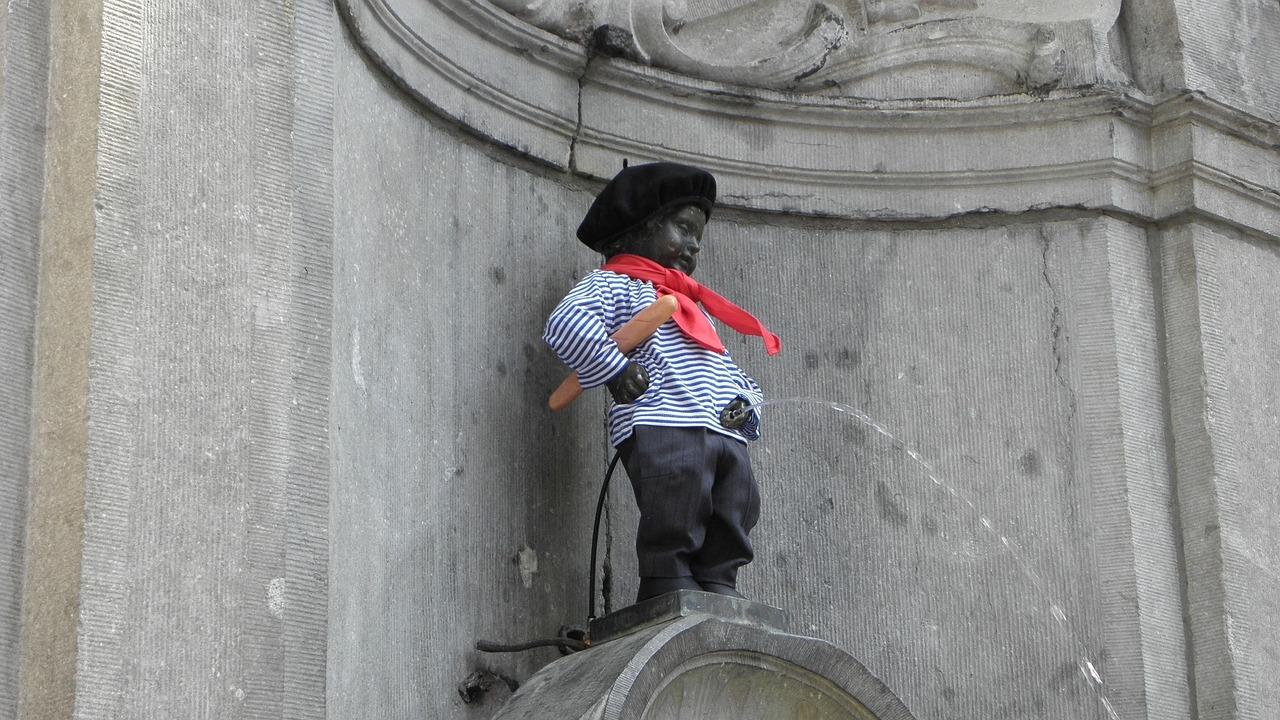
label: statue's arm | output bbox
[605,361,649,405]
[543,275,631,391]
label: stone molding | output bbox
[339,0,1280,239]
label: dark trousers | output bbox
[618,425,760,588]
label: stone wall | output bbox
[324,81,1194,713]
[327,1,1280,718]
[330,46,607,714]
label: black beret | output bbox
[577,162,716,251]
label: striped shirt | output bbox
[544,270,764,448]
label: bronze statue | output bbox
[544,162,780,602]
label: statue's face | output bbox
[620,205,707,275]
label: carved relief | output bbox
[488,0,1123,98]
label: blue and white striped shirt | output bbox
[544,270,764,448]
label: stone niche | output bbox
[487,0,1126,98]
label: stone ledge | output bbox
[589,590,789,645]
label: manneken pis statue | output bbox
[543,162,781,603]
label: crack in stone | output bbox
[793,43,838,83]
[1039,227,1078,448]
[723,191,819,201]
[568,39,607,173]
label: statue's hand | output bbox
[720,397,751,429]
[607,362,649,404]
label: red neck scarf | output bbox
[601,254,781,356]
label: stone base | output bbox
[589,590,789,645]
[494,591,916,720]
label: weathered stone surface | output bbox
[1171,0,1280,120]
[330,33,608,717]
[69,1,335,718]
[488,0,1124,97]
[1123,0,1280,121]
[494,613,916,720]
[328,47,1200,709]
[603,214,1185,720]
[15,2,101,719]
[0,1,50,716]
[1161,221,1280,720]
[328,11,1280,718]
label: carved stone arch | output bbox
[337,0,1277,236]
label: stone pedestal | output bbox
[494,591,916,720]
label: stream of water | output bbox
[746,396,1120,720]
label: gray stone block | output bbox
[0,1,50,717]
[17,1,101,718]
[68,1,335,718]
[330,32,608,717]
[1161,221,1280,720]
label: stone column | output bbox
[1127,5,1280,718]
[0,1,336,718]
[0,0,52,716]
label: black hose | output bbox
[472,453,621,656]
[588,451,622,621]
[475,637,587,653]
